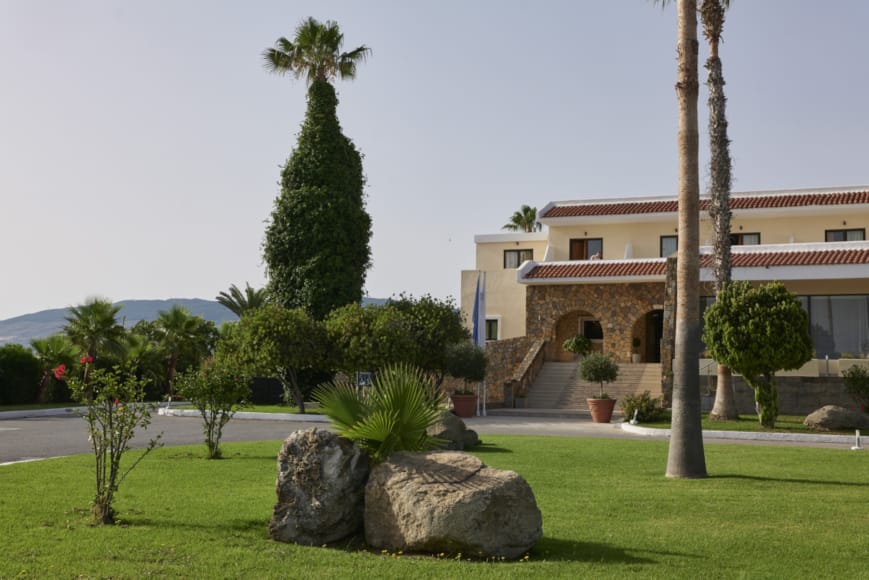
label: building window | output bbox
[660,235,678,257]
[570,238,603,260]
[485,319,500,341]
[581,318,604,341]
[825,228,865,242]
[730,233,760,245]
[503,248,533,269]
[808,295,869,358]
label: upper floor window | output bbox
[730,232,760,245]
[485,319,500,341]
[504,248,533,268]
[660,235,678,257]
[825,228,865,242]
[570,238,603,260]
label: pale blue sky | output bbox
[1,1,867,320]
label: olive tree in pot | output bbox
[579,353,620,423]
[445,341,487,418]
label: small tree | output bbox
[176,364,250,459]
[445,341,487,393]
[842,365,869,411]
[703,281,813,428]
[325,303,417,375]
[219,305,328,413]
[67,366,163,524]
[388,294,469,385]
[579,353,619,399]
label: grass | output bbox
[0,402,80,412]
[642,413,855,434]
[2,436,867,578]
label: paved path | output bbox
[0,407,861,465]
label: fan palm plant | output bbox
[313,363,447,463]
[216,283,269,317]
[262,17,371,85]
[502,205,541,232]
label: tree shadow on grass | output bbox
[714,474,866,487]
[532,536,696,564]
[467,442,513,454]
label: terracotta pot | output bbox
[451,394,477,418]
[587,398,617,423]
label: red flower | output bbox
[53,364,67,381]
[80,355,93,364]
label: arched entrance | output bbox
[631,309,664,363]
[549,309,604,361]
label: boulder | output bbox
[364,451,542,559]
[804,405,869,431]
[427,411,480,450]
[269,428,369,545]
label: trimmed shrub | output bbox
[621,391,670,422]
[579,353,619,399]
[0,344,41,405]
[842,365,869,410]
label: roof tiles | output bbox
[542,190,869,218]
[523,248,869,280]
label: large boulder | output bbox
[427,411,480,450]
[269,428,369,545]
[364,451,542,559]
[804,405,869,431]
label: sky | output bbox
[1,1,868,321]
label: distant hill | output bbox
[0,297,388,347]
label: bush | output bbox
[0,344,41,405]
[842,365,869,410]
[312,363,447,463]
[563,334,592,357]
[579,353,619,399]
[621,391,670,422]
[176,364,251,459]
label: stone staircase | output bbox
[522,361,664,412]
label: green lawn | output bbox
[1,436,867,578]
[642,413,854,434]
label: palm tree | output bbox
[662,0,708,478]
[702,0,738,421]
[262,17,371,85]
[30,334,77,402]
[502,205,541,232]
[155,306,214,400]
[216,283,270,317]
[64,298,126,387]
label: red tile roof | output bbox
[542,190,869,218]
[523,248,869,280]
[524,261,667,279]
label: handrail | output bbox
[508,338,546,402]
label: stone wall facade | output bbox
[481,335,535,406]
[526,282,667,364]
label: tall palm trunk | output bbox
[666,0,708,479]
[703,0,738,421]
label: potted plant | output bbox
[563,334,592,359]
[631,337,642,364]
[445,342,487,418]
[579,352,619,423]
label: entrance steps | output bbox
[508,361,664,413]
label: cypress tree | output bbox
[264,80,372,320]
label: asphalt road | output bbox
[0,411,855,465]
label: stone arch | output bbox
[549,308,605,361]
[526,283,667,363]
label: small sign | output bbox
[356,372,373,388]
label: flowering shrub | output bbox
[68,365,162,524]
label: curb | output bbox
[157,407,329,422]
[619,422,860,445]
